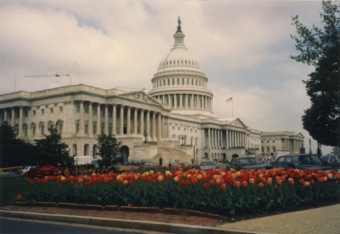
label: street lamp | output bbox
[309,139,312,154]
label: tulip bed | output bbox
[19,168,340,216]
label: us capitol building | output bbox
[0,19,304,163]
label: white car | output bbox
[19,166,36,176]
[199,161,216,170]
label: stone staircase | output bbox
[150,147,193,165]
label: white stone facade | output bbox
[0,19,304,163]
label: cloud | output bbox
[0,0,332,154]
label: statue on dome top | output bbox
[176,16,182,33]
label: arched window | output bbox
[72,144,77,156]
[39,121,45,135]
[84,144,90,156]
[93,145,98,158]
[30,122,36,136]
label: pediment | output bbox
[229,118,248,129]
[118,91,161,105]
[294,132,304,138]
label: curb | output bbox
[14,202,228,220]
[0,210,268,234]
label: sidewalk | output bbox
[1,203,339,234]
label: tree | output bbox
[35,125,73,166]
[97,133,122,167]
[291,0,340,147]
[0,122,38,167]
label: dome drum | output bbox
[148,18,214,117]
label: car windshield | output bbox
[238,157,261,165]
[322,155,340,163]
[293,155,322,165]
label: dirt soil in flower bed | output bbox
[2,201,339,227]
[1,202,228,227]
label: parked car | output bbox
[18,165,36,176]
[216,160,230,170]
[27,165,64,178]
[144,162,159,167]
[321,155,340,171]
[228,156,273,170]
[129,160,142,166]
[198,161,216,170]
[271,154,333,171]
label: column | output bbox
[11,108,15,126]
[112,105,116,135]
[4,109,8,122]
[134,108,138,134]
[127,106,131,134]
[18,107,23,137]
[146,110,150,141]
[174,94,177,108]
[152,112,156,141]
[140,109,144,135]
[120,105,124,135]
[207,128,211,148]
[191,94,194,109]
[79,102,84,135]
[96,104,100,135]
[157,114,162,140]
[88,103,93,135]
[104,105,108,135]
[180,94,183,108]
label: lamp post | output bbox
[309,139,312,154]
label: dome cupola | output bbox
[149,17,214,118]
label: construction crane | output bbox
[24,73,72,85]
[24,62,81,85]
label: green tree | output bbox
[0,122,38,167]
[35,125,73,166]
[291,0,340,147]
[97,133,122,167]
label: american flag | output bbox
[226,97,233,103]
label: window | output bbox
[276,157,286,167]
[33,110,36,116]
[50,108,53,113]
[41,109,44,115]
[59,107,63,113]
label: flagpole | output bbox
[232,101,234,118]
[226,97,233,117]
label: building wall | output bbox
[0,85,304,163]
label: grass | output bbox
[0,175,29,206]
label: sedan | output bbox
[198,161,216,170]
[228,156,273,170]
[271,154,333,171]
[321,155,340,171]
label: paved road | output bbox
[0,217,166,234]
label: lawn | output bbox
[0,175,29,206]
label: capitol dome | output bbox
[149,17,214,117]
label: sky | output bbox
[0,0,333,154]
